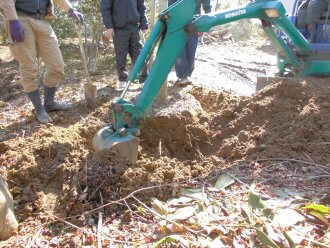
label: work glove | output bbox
[9,20,25,43]
[68,8,84,23]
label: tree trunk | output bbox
[87,28,101,73]
[215,0,221,11]
[156,0,168,104]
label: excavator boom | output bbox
[93,0,330,163]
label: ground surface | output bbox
[0,33,329,247]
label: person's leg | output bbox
[128,26,148,83]
[10,17,39,93]
[186,33,199,77]
[175,43,189,79]
[9,16,52,123]
[113,28,130,82]
[36,19,70,112]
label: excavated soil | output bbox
[0,77,329,232]
[0,37,330,244]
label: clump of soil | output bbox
[0,77,329,240]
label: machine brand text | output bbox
[225,9,247,19]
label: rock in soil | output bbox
[0,176,18,240]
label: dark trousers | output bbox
[113,25,148,82]
[175,33,199,79]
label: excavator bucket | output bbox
[92,126,139,164]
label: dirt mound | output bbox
[206,79,330,163]
[0,77,329,241]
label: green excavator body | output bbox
[93,0,330,163]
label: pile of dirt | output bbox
[0,77,329,241]
[205,78,330,163]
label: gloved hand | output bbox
[68,8,84,23]
[9,20,25,43]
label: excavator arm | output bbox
[93,0,314,163]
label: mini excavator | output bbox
[93,0,330,163]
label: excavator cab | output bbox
[277,0,330,76]
[294,0,330,42]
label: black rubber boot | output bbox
[44,86,71,112]
[27,90,53,124]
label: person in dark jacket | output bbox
[100,0,148,90]
[168,0,212,86]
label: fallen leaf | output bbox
[151,235,188,248]
[273,209,305,228]
[181,188,203,194]
[241,205,253,224]
[265,222,284,243]
[307,210,328,225]
[283,231,298,248]
[256,229,279,248]
[168,206,196,221]
[214,174,235,190]
[151,198,175,216]
[165,223,186,234]
[248,188,265,211]
[207,225,228,238]
[195,209,212,227]
[284,228,306,246]
[303,203,330,214]
[181,188,211,204]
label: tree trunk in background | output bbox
[155,0,168,104]
[215,0,221,11]
[150,0,157,29]
[88,28,101,73]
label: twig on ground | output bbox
[79,186,89,202]
[99,191,104,207]
[87,178,107,202]
[258,162,279,171]
[308,142,330,145]
[59,183,185,221]
[256,158,330,173]
[124,199,151,223]
[193,137,213,146]
[45,211,140,245]
[97,191,104,248]
[131,195,206,238]
[159,139,162,156]
[26,228,42,248]
[306,175,330,181]
[227,173,249,188]
[303,152,315,164]
[97,211,103,248]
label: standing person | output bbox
[100,0,149,90]
[306,0,330,42]
[0,0,84,123]
[168,0,212,86]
